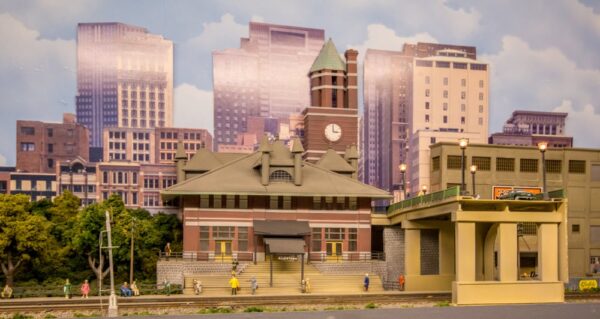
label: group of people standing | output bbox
[60,279,140,299]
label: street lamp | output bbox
[399,163,407,200]
[470,165,477,196]
[538,142,549,200]
[421,185,428,195]
[459,138,469,195]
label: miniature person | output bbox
[232,259,239,272]
[363,273,370,292]
[164,242,172,259]
[398,274,405,291]
[163,279,172,296]
[250,277,258,295]
[229,274,240,295]
[304,278,311,293]
[80,279,90,298]
[120,282,132,297]
[193,279,202,295]
[64,279,72,299]
[594,261,600,273]
[1,284,13,299]
[131,280,140,296]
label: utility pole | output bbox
[105,211,118,317]
[129,217,136,284]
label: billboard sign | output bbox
[492,186,542,200]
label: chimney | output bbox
[344,49,358,109]
[258,135,272,186]
[174,141,187,182]
[291,137,304,186]
[345,144,359,179]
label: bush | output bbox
[365,302,377,309]
[244,306,264,312]
[12,314,33,319]
[435,301,451,307]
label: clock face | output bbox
[324,123,342,142]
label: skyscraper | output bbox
[489,110,573,148]
[212,22,324,149]
[76,23,173,160]
[362,43,487,195]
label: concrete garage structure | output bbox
[373,187,568,305]
[428,143,600,278]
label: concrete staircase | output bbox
[184,258,383,296]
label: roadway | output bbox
[139,303,600,319]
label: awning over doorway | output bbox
[253,220,311,236]
[264,238,306,254]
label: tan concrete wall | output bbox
[452,281,564,305]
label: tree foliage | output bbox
[0,193,181,287]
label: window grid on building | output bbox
[348,228,357,252]
[312,228,322,252]
[472,157,491,171]
[545,160,562,174]
[432,156,440,171]
[238,227,248,251]
[496,158,515,172]
[447,155,462,169]
[199,226,209,251]
[568,160,586,174]
[269,170,293,182]
[325,228,344,240]
[520,159,539,173]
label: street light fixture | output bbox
[470,165,477,196]
[459,138,469,195]
[399,163,407,200]
[421,185,428,195]
[538,142,549,200]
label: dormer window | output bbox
[269,170,293,182]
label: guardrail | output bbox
[387,186,460,214]
[309,251,385,262]
[158,251,254,262]
[533,189,567,200]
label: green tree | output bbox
[0,194,54,286]
[71,203,110,288]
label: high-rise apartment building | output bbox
[16,113,89,173]
[76,23,173,159]
[362,43,488,195]
[212,22,324,148]
[489,110,573,148]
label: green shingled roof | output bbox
[309,39,345,73]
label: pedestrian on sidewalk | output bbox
[250,277,258,295]
[63,279,72,299]
[1,284,13,299]
[363,273,370,292]
[398,274,405,291]
[80,279,90,298]
[193,279,202,295]
[229,274,240,295]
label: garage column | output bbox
[455,222,476,282]
[538,223,558,282]
[498,223,518,282]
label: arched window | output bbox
[269,170,293,182]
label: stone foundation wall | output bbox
[156,261,248,286]
[383,226,405,285]
[311,261,387,282]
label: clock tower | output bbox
[302,39,358,162]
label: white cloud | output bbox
[174,84,214,134]
[250,15,264,22]
[184,13,247,52]
[481,35,600,148]
[0,153,6,166]
[349,24,437,57]
[553,101,600,148]
[0,13,76,165]
[177,13,247,88]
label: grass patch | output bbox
[126,311,156,316]
[43,315,57,319]
[197,307,233,314]
[324,306,348,311]
[73,313,101,318]
[243,306,264,313]
[12,314,33,319]
[365,302,378,309]
[435,300,451,307]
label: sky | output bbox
[0,0,599,166]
